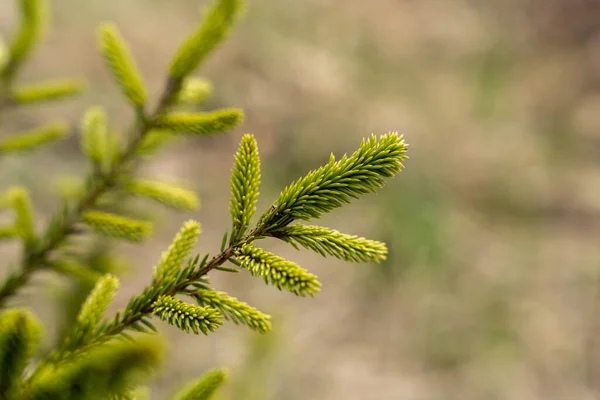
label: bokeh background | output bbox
[2,0,600,399]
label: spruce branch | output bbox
[28,131,407,364]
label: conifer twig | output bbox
[0,78,180,307]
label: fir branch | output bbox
[235,243,321,297]
[192,288,271,333]
[0,122,69,154]
[257,132,408,231]
[0,308,41,398]
[11,78,86,104]
[271,224,388,263]
[151,295,223,335]
[172,368,228,400]
[229,133,261,244]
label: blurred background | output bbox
[2,0,600,399]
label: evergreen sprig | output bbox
[125,179,199,211]
[64,274,119,350]
[235,244,321,297]
[155,109,244,135]
[1,0,46,82]
[172,368,228,400]
[257,132,408,230]
[11,79,86,104]
[176,78,213,105]
[80,106,111,169]
[272,224,388,263]
[28,336,163,400]
[0,122,69,154]
[154,220,202,282]
[0,308,41,398]
[0,0,410,395]
[169,0,244,80]
[8,186,36,246]
[152,295,223,335]
[81,211,152,242]
[229,133,261,243]
[192,289,271,333]
[98,23,147,109]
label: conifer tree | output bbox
[0,0,408,398]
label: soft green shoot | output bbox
[152,295,223,335]
[64,274,119,349]
[171,368,228,400]
[80,106,111,170]
[0,122,69,154]
[169,0,245,79]
[177,78,213,105]
[155,109,244,135]
[125,179,199,211]
[28,336,164,400]
[82,211,152,242]
[193,289,271,333]
[235,244,321,297]
[8,187,36,245]
[154,220,202,282]
[229,134,261,243]
[98,23,147,109]
[12,79,86,104]
[258,132,408,231]
[0,308,42,399]
[2,0,47,81]
[272,224,388,263]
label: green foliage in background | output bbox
[0,0,408,398]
